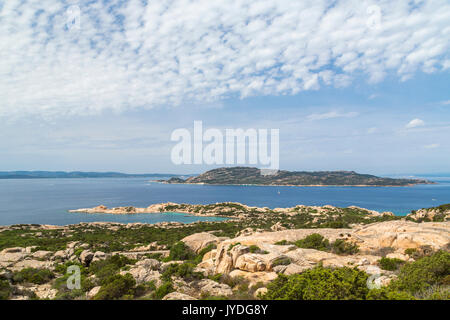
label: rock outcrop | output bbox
[162,292,197,300]
[181,232,220,254]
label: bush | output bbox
[366,288,415,300]
[53,272,95,300]
[162,262,204,282]
[264,266,369,300]
[89,255,135,282]
[12,268,54,285]
[153,281,174,300]
[414,285,450,300]
[330,239,359,255]
[378,257,404,271]
[134,281,157,298]
[404,248,418,257]
[0,279,12,300]
[168,242,196,261]
[294,234,329,251]
[390,250,450,295]
[192,243,216,264]
[271,257,291,267]
[248,245,268,254]
[94,273,136,300]
[294,234,358,255]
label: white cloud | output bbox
[367,127,377,134]
[441,100,450,105]
[406,118,425,129]
[424,143,440,149]
[0,0,449,118]
[307,111,359,121]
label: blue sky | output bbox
[0,0,449,175]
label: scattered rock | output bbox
[162,292,197,300]
[87,286,101,299]
[254,287,267,299]
[91,251,107,263]
[197,279,233,297]
[79,250,94,266]
[32,250,53,260]
[270,222,287,232]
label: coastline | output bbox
[152,181,433,187]
[68,202,398,219]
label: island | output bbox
[156,167,432,187]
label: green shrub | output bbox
[366,288,415,300]
[404,248,418,257]
[168,242,196,261]
[378,257,404,271]
[0,279,12,300]
[271,257,291,267]
[330,239,359,255]
[73,248,84,257]
[208,273,222,282]
[134,281,157,298]
[153,281,174,300]
[89,255,135,281]
[198,244,216,257]
[264,266,369,300]
[52,274,94,300]
[192,243,216,264]
[294,234,358,256]
[94,273,136,300]
[248,245,268,254]
[414,285,450,300]
[294,234,329,251]
[162,262,204,282]
[275,240,289,245]
[12,268,54,285]
[390,250,450,295]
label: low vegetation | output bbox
[293,233,359,255]
[0,203,448,300]
[12,268,54,285]
[263,266,370,300]
[378,257,405,271]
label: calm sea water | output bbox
[0,177,449,226]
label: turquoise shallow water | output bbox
[0,177,449,225]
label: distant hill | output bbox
[0,171,182,179]
[162,167,433,186]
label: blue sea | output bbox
[0,177,449,226]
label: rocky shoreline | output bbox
[1,203,449,300]
[69,202,397,219]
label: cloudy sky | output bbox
[0,0,449,174]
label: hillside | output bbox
[163,167,432,186]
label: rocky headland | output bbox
[1,203,449,300]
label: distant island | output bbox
[0,171,183,179]
[158,167,432,187]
